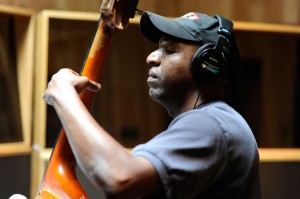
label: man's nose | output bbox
[146,50,161,67]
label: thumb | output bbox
[86,79,101,92]
[74,76,101,93]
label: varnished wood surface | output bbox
[0,0,299,24]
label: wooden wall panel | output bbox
[0,0,299,24]
[235,32,298,147]
[0,4,34,156]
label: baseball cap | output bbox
[140,11,227,45]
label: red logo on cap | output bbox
[181,12,200,20]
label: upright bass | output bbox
[35,0,139,198]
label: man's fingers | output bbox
[66,68,80,76]
[74,76,101,93]
[87,80,102,92]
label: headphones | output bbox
[191,16,233,84]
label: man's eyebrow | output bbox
[159,37,184,48]
[160,39,176,46]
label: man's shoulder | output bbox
[171,101,231,124]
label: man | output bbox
[43,11,261,199]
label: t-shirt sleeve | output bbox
[131,110,228,199]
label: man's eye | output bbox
[164,49,176,54]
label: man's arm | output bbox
[43,68,161,198]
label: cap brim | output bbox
[140,11,196,43]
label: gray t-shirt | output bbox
[131,101,261,199]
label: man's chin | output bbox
[149,89,166,105]
[149,89,160,101]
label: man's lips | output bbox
[148,69,158,78]
[147,69,158,83]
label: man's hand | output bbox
[100,0,139,30]
[43,68,101,106]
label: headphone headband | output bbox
[215,15,233,37]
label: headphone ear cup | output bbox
[191,43,216,84]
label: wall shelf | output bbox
[234,21,300,34]
[259,148,300,162]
